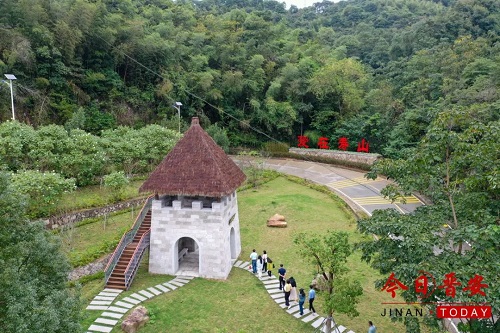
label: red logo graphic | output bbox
[357,138,369,153]
[382,272,409,298]
[338,137,349,150]
[463,274,488,297]
[438,272,461,298]
[318,137,329,149]
[437,306,491,319]
[415,271,436,299]
[297,135,309,148]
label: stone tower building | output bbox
[139,117,246,279]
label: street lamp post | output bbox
[173,101,182,133]
[4,74,17,120]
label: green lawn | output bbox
[62,210,138,267]
[57,180,148,214]
[79,176,411,332]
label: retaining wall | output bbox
[46,197,147,229]
[289,148,381,165]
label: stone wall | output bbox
[68,254,111,281]
[149,192,241,279]
[46,197,147,229]
[289,148,381,165]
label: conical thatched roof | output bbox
[139,117,246,197]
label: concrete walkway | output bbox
[238,158,424,217]
[85,276,194,333]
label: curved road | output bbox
[234,157,423,217]
[240,157,462,333]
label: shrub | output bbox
[10,170,76,218]
[206,124,230,153]
[262,141,289,153]
[104,171,129,201]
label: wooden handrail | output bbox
[104,194,154,282]
[124,230,151,289]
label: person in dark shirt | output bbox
[289,276,297,303]
[278,264,286,290]
[284,279,292,308]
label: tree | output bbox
[103,171,129,201]
[10,170,75,218]
[206,123,230,153]
[310,58,368,117]
[294,231,363,333]
[0,172,82,333]
[0,121,36,171]
[358,107,499,333]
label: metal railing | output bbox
[124,230,151,290]
[104,195,154,285]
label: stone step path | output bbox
[233,261,356,333]
[86,275,194,333]
[86,288,123,310]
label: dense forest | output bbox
[0,1,498,332]
[0,0,498,155]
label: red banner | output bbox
[436,306,491,318]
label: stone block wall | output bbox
[46,197,147,229]
[149,192,241,280]
[289,147,381,165]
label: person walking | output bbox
[289,276,297,303]
[309,285,316,315]
[368,321,377,333]
[266,257,274,277]
[284,279,292,308]
[298,288,306,315]
[250,249,258,274]
[278,264,286,290]
[262,250,268,273]
[256,255,263,279]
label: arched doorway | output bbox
[174,237,199,276]
[230,227,237,260]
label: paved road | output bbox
[236,157,463,333]
[235,157,423,217]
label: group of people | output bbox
[249,250,316,317]
[249,249,273,279]
[249,250,377,333]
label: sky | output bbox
[284,0,317,8]
[283,0,341,9]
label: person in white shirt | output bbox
[256,255,263,279]
[249,249,258,274]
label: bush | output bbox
[10,170,76,218]
[262,141,290,153]
[206,124,230,152]
[303,130,322,148]
[104,171,129,201]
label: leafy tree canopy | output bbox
[0,172,82,333]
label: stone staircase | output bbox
[104,197,153,290]
[233,260,355,333]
